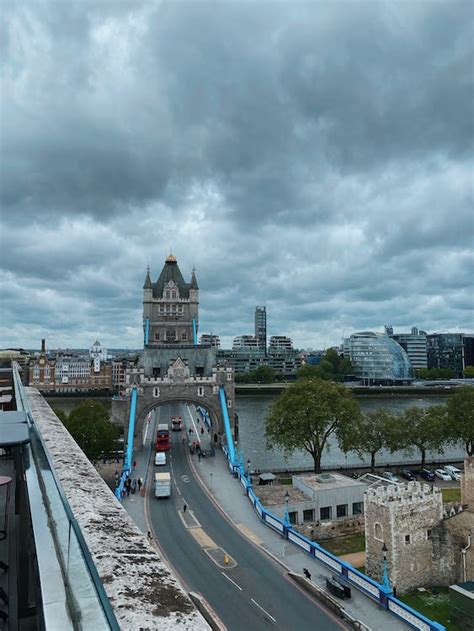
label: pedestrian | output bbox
[182,436,185,444]
[147,530,153,540]
[133,460,136,469]
[198,451,201,462]
[201,427,204,435]
[183,503,187,513]
[137,478,142,491]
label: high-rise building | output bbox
[199,334,221,348]
[427,333,465,377]
[388,326,428,370]
[463,334,474,369]
[268,335,293,352]
[232,335,260,350]
[254,306,267,353]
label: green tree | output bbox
[297,364,322,380]
[464,366,474,379]
[266,378,361,473]
[447,386,474,456]
[60,400,121,463]
[394,406,447,466]
[253,365,277,383]
[53,407,68,423]
[339,409,396,472]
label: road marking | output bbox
[250,598,276,623]
[189,528,216,549]
[221,572,243,591]
[236,523,262,545]
[178,509,201,529]
[186,404,201,446]
[181,474,190,483]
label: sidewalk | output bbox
[191,450,410,631]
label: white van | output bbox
[155,452,166,466]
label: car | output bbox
[383,471,399,483]
[435,468,452,481]
[409,469,420,478]
[401,470,416,481]
[444,465,461,481]
[154,452,166,466]
[420,468,435,481]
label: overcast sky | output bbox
[1,1,473,351]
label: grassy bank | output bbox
[401,587,459,630]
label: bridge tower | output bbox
[111,254,235,449]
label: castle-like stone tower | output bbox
[365,482,443,594]
[143,254,199,346]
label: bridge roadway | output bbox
[147,402,343,631]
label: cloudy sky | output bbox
[1,1,473,350]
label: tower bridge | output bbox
[111,254,235,454]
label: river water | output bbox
[46,393,464,472]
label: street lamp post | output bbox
[284,490,290,526]
[246,459,251,484]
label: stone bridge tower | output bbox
[111,255,235,449]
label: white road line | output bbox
[221,572,243,591]
[250,598,276,623]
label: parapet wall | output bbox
[26,388,208,630]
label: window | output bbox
[289,511,298,525]
[352,502,363,516]
[172,291,176,299]
[153,387,160,397]
[320,506,332,521]
[155,332,160,340]
[197,386,204,397]
[33,367,40,379]
[374,523,383,541]
[303,509,315,522]
[166,291,170,299]
[182,332,187,341]
[227,398,232,408]
[166,304,170,312]
[227,372,232,381]
[336,504,348,518]
[427,529,432,540]
[178,304,183,313]
[405,535,411,544]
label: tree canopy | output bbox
[447,386,474,456]
[393,405,448,466]
[339,409,397,471]
[56,400,121,463]
[297,349,352,382]
[266,378,361,472]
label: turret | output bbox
[143,267,153,300]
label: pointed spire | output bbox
[143,266,152,289]
[190,266,199,290]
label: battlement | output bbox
[365,481,441,509]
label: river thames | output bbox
[46,392,464,472]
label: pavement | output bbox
[121,403,410,631]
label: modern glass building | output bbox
[343,332,414,383]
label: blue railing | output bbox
[115,386,138,500]
[222,445,445,631]
[197,405,212,429]
[219,386,237,467]
[192,318,198,345]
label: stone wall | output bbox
[461,456,474,508]
[365,483,443,594]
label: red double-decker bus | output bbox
[156,423,170,452]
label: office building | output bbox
[343,332,413,383]
[427,333,465,378]
[232,335,260,350]
[269,336,293,353]
[254,306,267,353]
[388,326,428,370]
[199,334,221,348]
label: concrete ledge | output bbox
[288,572,372,631]
[188,592,226,631]
[26,388,209,630]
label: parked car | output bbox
[435,468,452,481]
[409,469,420,478]
[383,471,399,483]
[155,452,166,466]
[401,470,416,481]
[420,468,435,481]
[444,465,461,481]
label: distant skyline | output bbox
[2,2,473,350]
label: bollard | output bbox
[224,554,229,565]
[140,486,145,497]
